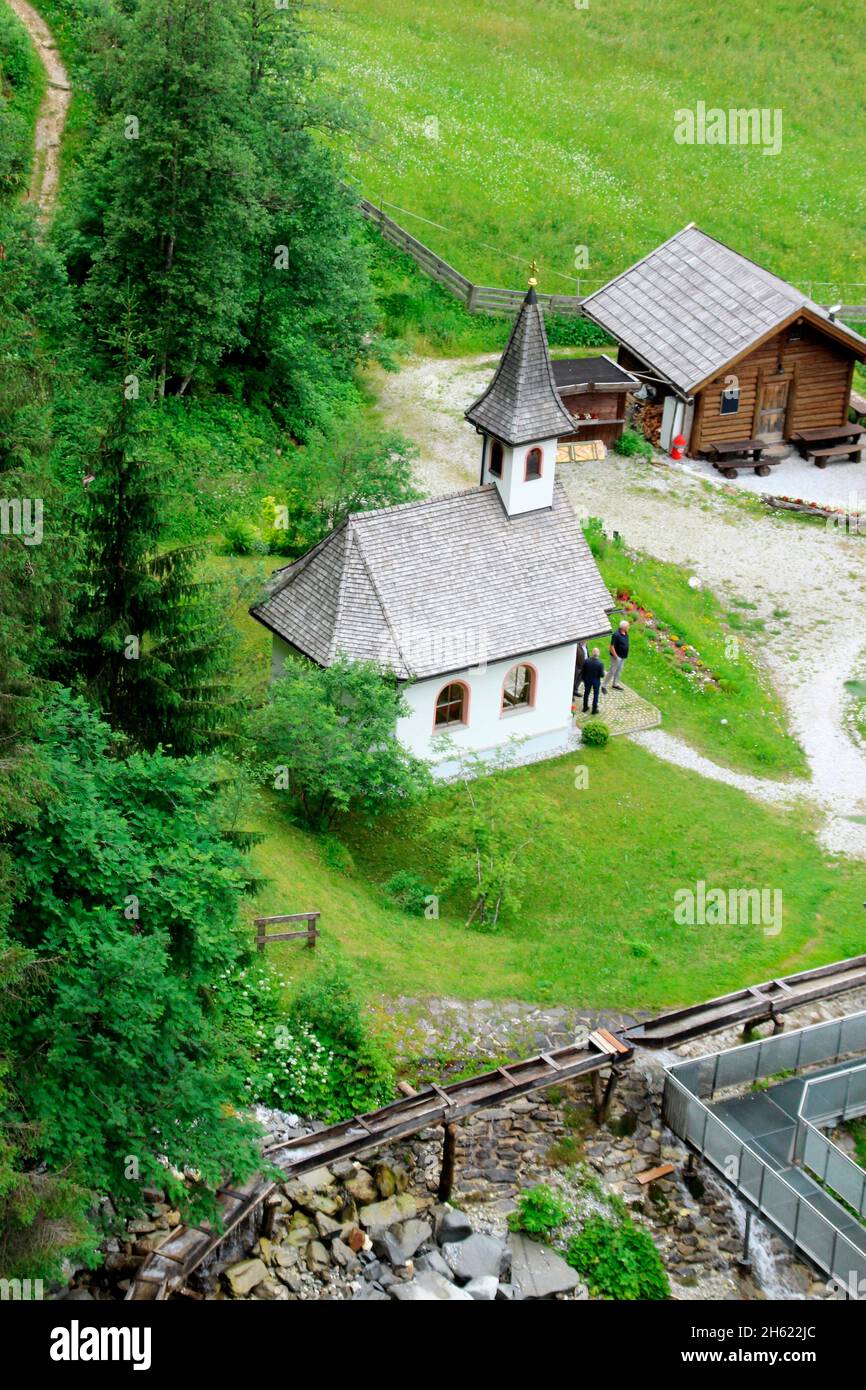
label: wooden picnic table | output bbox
[706,438,774,479]
[791,424,866,467]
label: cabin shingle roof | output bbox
[465,288,575,444]
[582,225,866,396]
[551,355,639,392]
[251,483,613,680]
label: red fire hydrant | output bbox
[671,433,686,461]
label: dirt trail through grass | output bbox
[372,355,866,857]
[6,0,70,223]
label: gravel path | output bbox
[372,355,866,856]
[675,448,866,512]
[6,0,71,225]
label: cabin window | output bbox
[720,388,740,415]
[501,663,535,713]
[489,440,504,478]
[525,447,543,480]
[434,681,469,728]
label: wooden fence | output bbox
[358,195,866,322]
[358,196,585,318]
[254,911,320,952]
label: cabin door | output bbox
[757,378,790,442]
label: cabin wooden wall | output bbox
[558,388,627,447]
[690,323,853,454]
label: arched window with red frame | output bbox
[434,680,469,728]
[501,663,536,713]
[525,447,543,480]
[489,439,504,478]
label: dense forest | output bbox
[0,0,425,1281]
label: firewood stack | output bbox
[628,397,664,447]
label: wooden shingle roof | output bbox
[464,287,575,444]
[582,225,866,397]
[251,483,613,680]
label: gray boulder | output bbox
[436,1207,473,1244]
[464,1275,498,1300]
[441,1233,509,1284]
[508,1232,583,1299]
[359,1194,417,1229]
[353,1283,390,1301]
[373,1218,432,1266]
[415,1250,454,1281]
[392,1271,473,1301]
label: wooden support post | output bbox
[438,1122,458,1202]
[771,1011,785,1035]
[591,1070,604,1117]
[307,917,317,950]
[740,1210,753,1269]
[597,1066,621,1125]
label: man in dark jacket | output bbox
[603,620,630,692]
[581,648,605,715]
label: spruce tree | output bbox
[69,339,240,752]
[234,0,376,432]
[84,0,258,395]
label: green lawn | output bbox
[246,737,866,1013]
[312,0,865,302]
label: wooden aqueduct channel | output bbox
[127,953,866,1299]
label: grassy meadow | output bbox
[312,0,865,301]
[246,738,866,1012]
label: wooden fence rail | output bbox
[357,195,866,323]
[254,912,320,952]
[358,195,585,318]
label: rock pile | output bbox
[213,1160,585,1302]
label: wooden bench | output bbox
[792,426,866,466]
[254,911,320,952]
[805,440,865,469]
[705,439,775,479]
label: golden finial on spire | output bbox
[528,258,539,288]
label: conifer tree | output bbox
[84,0,258,395]
[68,333,240,752]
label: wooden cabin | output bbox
[551,355,638,449]
[581,225,866,458]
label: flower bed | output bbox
[615,590,721,692]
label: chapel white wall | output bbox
[396,642,578,763]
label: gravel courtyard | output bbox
[373,354,866,857]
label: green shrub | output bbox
[581,720,610,747]
[566,1215,669,1299]
[278,964,395,1120]
[248,655,432,830]
[223,514,265,555]
[382,869,435,916]
[228,959,395,1122]
[318,833,356,876]
[614,428,653,461]
[581,515,608,558]
[507,1183,570,1236]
